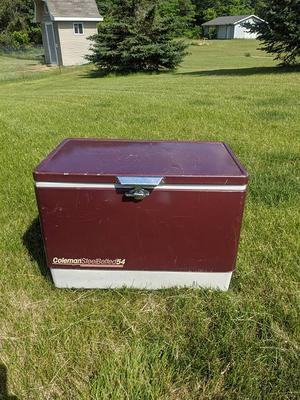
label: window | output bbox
[73,23,84,35]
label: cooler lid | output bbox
[33,139,248,185]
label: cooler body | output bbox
[34,139,248,290]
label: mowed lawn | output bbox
[0,51,50,83]
[0,40,299,399]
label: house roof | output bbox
[202,15,262,26]
[45,0,103,21]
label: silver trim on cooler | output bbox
[117,176,164,187]
[35,182,247,191]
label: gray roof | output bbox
[46,0,102,20]
[202,15,255,26]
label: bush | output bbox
[0,29,32,49]
[29,26,42,45]
[191,25,203,39]
[0,0,42,48]
[0,32,12,47]
[207,27,217,40]
[246,0,300,65]
[87,0,188,73]
[11,31,30,47]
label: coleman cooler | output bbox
[33,139,248,290]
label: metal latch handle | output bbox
[124,187,149,201]
[117,176,164,201]
[117,176,164,187]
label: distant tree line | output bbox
[0,0,41,49]
[0,0,266,48]
[96,0,268,38]
[0,0,298,65]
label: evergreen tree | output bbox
[247,0,300,64]
[158,0,196,37]
[96,0,115,17]
[88,0,188,72]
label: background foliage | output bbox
[0,0,266,49]
[246,0,300,65]
[0,0,41,49]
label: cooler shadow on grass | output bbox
[178,65,300,77]
[0,364,19,400]
[22,217,53,283]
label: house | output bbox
[33,0,103,66]
[202,15,264,39]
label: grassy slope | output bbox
[0,40,299,399]
[0,52,52,82]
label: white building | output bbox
[202,15,264,39]
[33,0,103,66]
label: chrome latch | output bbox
[116,176,164,201]
[124,187,150,201]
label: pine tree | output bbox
[87,0,188,72]
[158,0,196,37]
[247,0,300,65]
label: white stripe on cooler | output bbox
[50,268,233,290]
[35,182,247,192]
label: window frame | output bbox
[73,22,84,36]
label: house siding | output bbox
[217,25,227,39]
[203,15,262,40]
[234,17,258,39]
[57,21,97,66]
[217,25,234,39]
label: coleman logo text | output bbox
[52,257,126,268]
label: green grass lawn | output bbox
[0,47,50,83]
[0,40,299,399]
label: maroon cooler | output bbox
[33,139,248,290]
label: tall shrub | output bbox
[87,0,188,72]
[247,0,300,65]
[0,0,41,48]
